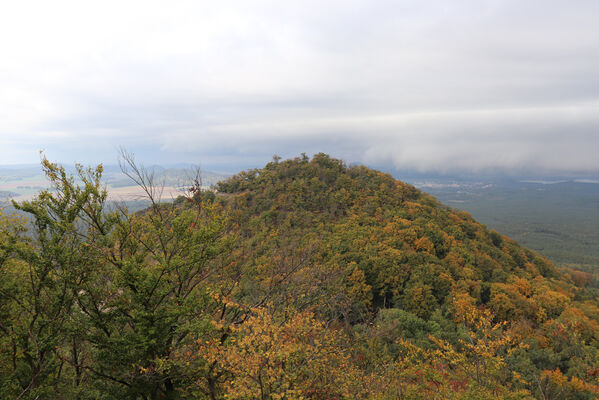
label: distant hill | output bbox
[0,163,231,202]
[0,190,19,199]
[106,166,229,188]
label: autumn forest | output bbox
[1,153,598,399]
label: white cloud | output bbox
[0,0,598,172]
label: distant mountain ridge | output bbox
[0,164,231,202]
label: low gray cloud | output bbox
[1,0,598,173]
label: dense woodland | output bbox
[1,153,598,399]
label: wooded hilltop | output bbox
[1,153,598,399]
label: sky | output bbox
[1,0,598,174]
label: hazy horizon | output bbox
[2,154,599,180]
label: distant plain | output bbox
[406,175,599,270]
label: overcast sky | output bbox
[1,0,598,173]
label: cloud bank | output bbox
[1,0,598,173]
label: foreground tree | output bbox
[0,156,232,399]
[193,305,358,399]
[0,159,111,399]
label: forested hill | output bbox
[215,153,599,396]
[218,153,560,318]
[1,154,598,399]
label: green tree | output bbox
[0,158,107,399]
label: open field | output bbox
[0,164,229,203]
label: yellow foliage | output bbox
[197,307,358,399]
[414,236,435,254]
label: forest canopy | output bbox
[0,154,598,399]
